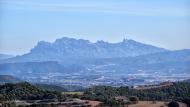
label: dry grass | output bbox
[128,101,187,107]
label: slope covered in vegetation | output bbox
[81,82,190,106]
[0,82,64,101]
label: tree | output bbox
[168,101,179,107]
[129,96,139,104]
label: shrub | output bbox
[168,101,179,107]
[129,96,139,104]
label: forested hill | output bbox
[0,82,64,101]
[82,82,190,106]
[34,83,67,92]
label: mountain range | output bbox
[0,37,189,86]
[1,37,167,63]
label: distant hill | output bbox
[0,54,14,60]
[184,79,190,83]
[0,61,83,76]
[0,49,189,86]
[0,75,68,92]
[0,75,21,84]
[100,49,190,74]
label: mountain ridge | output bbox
[1,37,168,63]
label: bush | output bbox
[129,96,139,104]
[168,101,179,107]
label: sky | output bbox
[0,0,190,55]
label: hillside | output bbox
[89,49,190,74]
[81,82,190,106]
[0,82,64,101]
[34,83,67,92]
[0,75,21,84]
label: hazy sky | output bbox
[0,0,190,55]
